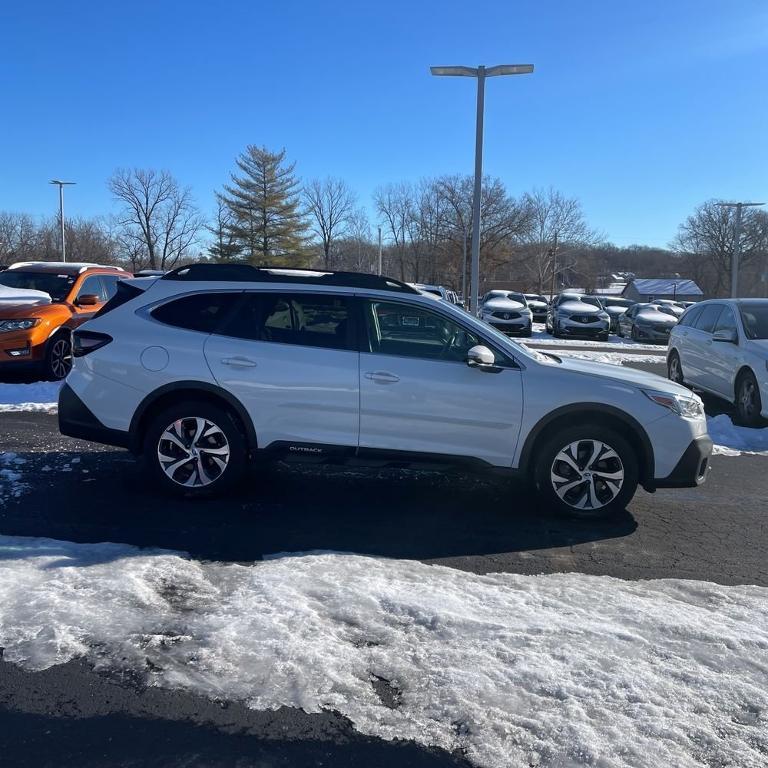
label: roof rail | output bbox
[162,263,420,294]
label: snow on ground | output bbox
[528,324,665,352]
[708,414,768,456]
[0,453,27,504]
[0,381,61,412]
[542,350,664,366]
[1,536,766,768]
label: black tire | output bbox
[735,370,764,427]
[616,324,624,338]
[143,400,248,498]
[598,333,609,342]
[552,320,562,339]
[533,423,639,519]
[44,333,72,381]
[631,325,640,342]
[667,350,685,386]
[522,326,533,338]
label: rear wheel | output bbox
[534,424,638,518]
[668,350,685,385]
[44,334,72,381]
[736,371,764,427]
[143,401,247,497]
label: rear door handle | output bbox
[221,356,258,368]
[364,371,400,384]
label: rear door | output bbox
[358,298,523,466]
[204,291,360,451]
[685,304,724,388]
[704,305,741,397]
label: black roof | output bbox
[163,263,419,294]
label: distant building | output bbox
[622,278,703,303]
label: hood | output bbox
[557,300,602,315]
[526,299,547,309]
[604,304,629,316]
[636,309,677,324]
[483,298,527,311]
[551,355,692,396]
[0,284,51,308]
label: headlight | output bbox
[0,318,41,333]
[643,389,704,419]
[522,308,532,317]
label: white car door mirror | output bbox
[467,345,497,370]
[712,329,738,344]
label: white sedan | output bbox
[479,291,532,336]
[667,299,768,425]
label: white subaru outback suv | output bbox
[59,264,712,517]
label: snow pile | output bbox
[707,414,768,456]
[0,453,27,503]
[553,350,663,366]
[1,537,766,768]
[0,284,51,306]
[0,381,61,412]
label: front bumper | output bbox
[633,325,673,342]
[653,435,712,489]
[557,319,609,337]
[487,320,532,335]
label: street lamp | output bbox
[716,201,764,297]
[431,63,534,314]
[50,180,76,262]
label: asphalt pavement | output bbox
[1,398,767,766]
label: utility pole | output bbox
[50,180,76,262]
[716,201,764,297]
[431,63,534,314]
[548,230,559,300]
[377,226,382,275]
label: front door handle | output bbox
[221,356,258,368]
[364,371,400,384]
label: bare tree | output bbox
[303,178,355,269]
[374,183,412,281]
[674,200,768,296]
[521,187,601,293]
[109,168,203,270]
[0,212,38,266]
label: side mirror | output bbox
[77,294,100,307]
[466,345,498,371]
[712,328,738,344]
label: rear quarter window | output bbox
[151,292,241,333]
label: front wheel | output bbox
[736,371,764,427]
[534,424,639,518]
[143,401,247,497]
[44,334,72,381]
[668,351,685,385]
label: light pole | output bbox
[377,226,383,275]
[431,64,533,314]
[716,201,764,297]
[50,180,76,262]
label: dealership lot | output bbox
[1,340,767,767]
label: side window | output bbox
[223,293,353,351]
[151,292,242,333]
[693,305,723,334]
[679,304,703,328]
[365,300,483,363]
[714,306,737,334]
[99,275,121,301]
[77,275,107,302]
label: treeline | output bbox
[2,144,767,297]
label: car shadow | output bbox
[0,449,637,565]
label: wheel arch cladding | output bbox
[129,382,257,454]
[519,404,654,487]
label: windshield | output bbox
[603,298,633,308]
[0,271,75,301]
[739,304,768,340]
[580,296,603,308]
[506,293,527,305]
[525,295,546,303]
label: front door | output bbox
[358,299,523,467]
[205,291,360,450]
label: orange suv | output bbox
[0,261,130,380]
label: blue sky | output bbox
[2,0,767,247]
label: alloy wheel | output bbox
[549,439,625,511]
[157,416,230,487]
[739,379,758,420]
[50,338,72,380]
[669,354,683,384]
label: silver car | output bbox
[479,291,533,337]
[546,293,610,341]
[618,303,678,342]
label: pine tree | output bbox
[219,146,309,266]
